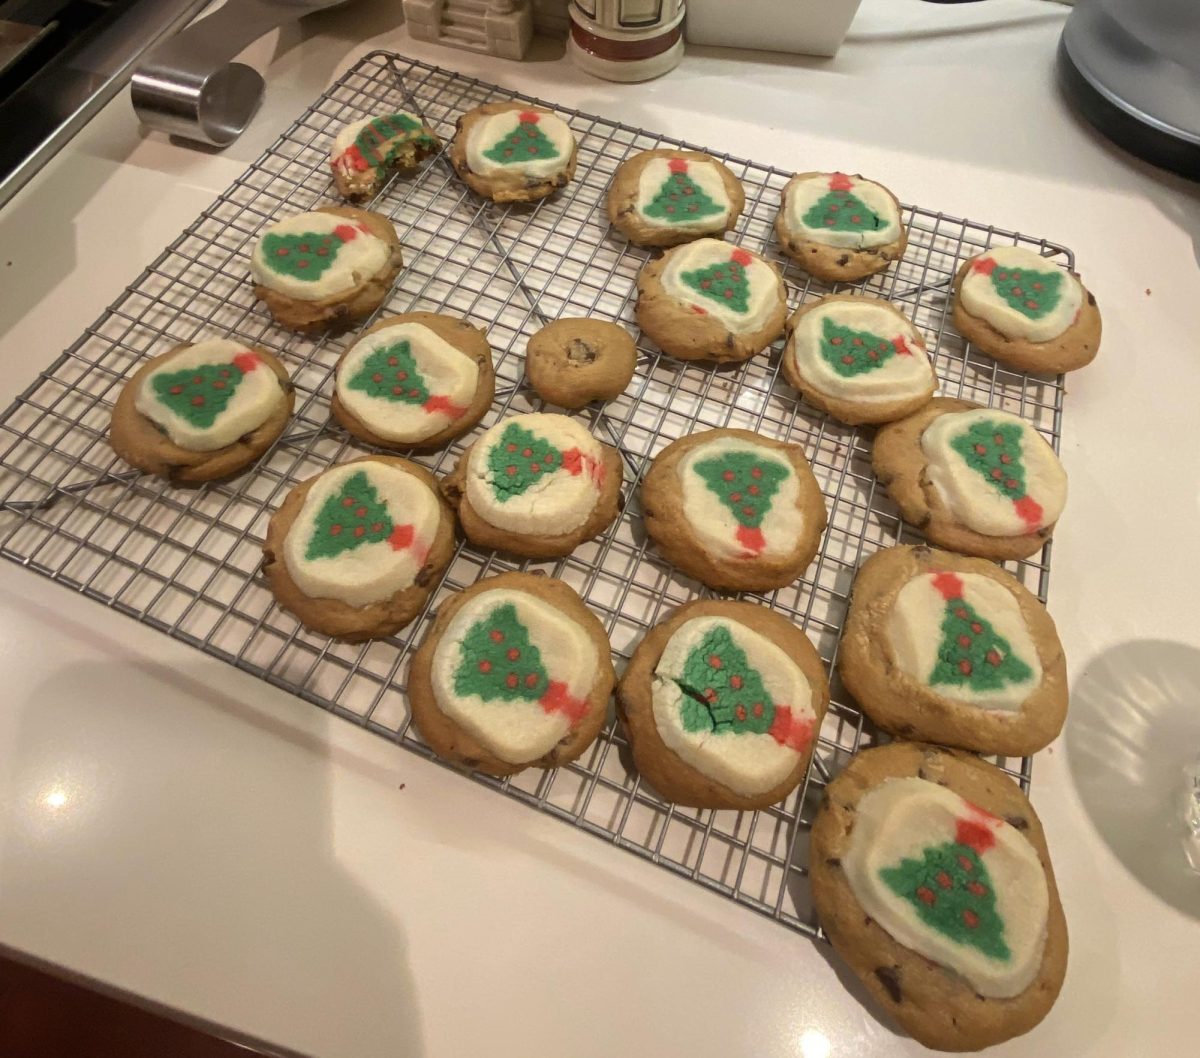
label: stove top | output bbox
[0,0,210,210]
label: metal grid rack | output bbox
[0,52,1064,939]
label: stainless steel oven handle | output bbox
[131,0,348,147]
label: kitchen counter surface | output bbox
[2,2,1198,1055]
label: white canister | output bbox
[567,1,686,83]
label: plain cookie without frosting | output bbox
[525,318,637,409]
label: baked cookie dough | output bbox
[636,239,788,363]
[619,599,829,809]
[811,742,1068,1051]
[873,398,1066,561]
[839,545,1067,756]
[408,571,614,777]
[783,294,936,425]
[441,412,623,559]
[109,339,293,483]
[525,318,637,409]
[775,171,907,283]
[607,149,745,248]
[262,456,455,642]
[450,102,577,203]
[330,111,441,201]
[952,246,1101,374]
[642,428,827,592]
[250,206,403,335]
[331,312,495,451]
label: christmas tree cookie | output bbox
[783,294,936,425]
[636,238,788,363]
[441,412,623,559]
[250,206,403,335]
[953,245,1101,374]
[811,744,1067,1051]
[263,457,455,641]
[110,339,293,483]
[873,397,1068,561]
[330,110,441,201]
[619,599,829,809]
[642,428,827,592]
[839,545,1068,756]
[332,312,495,450]
[607,149,745,247]
[775,171,907,282]
[451,102,578,203]
[409,572,615,777]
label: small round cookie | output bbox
[109,339,293,483]
[606,149,746,248]
[642,428,827,592]
[262,456,455,642]
[635,239,788,363]
[783,294,936,425]
[250,206,403,335]
[450,102,578,204]
[811,743,1068,1051]
[331,312,495,451]
[952,246,1101,374]
[408,571,615,777]
[775,171,907,283]
[873,397,1067,561]
[440,412,623,559]
[839,545,1068,756]
[330,111,441,202]
[525,318,637,409]
[619,599,829,810]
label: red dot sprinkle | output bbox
[408,389,420,398]
[730,492,742,502]
[317,247,329,256]
[753,703,764,717]
[723,470,735,481]
[490,630,504,642]
[507,443,517,452]
[392,386,403,396]
[506,673,519,688]
[342,497,354,508]
[917,887,936,906]
[971,622,982,633]
[356,506,367,517]
[708,655,722,669]
[276,248,290,256]
[842,355,854,365]
[372,522,382,533]
[704,688,717,702]
[958,854,974,871]
[991,468,1004,479]
[191,395,205,406]
[522,448,533,457]
[525,673,539,688]
[506,465,517,476]
[831,337,843,346]
[959,660,973,675]
[299,244,310,253]
[169,385,183,395]
[388,357,399,367]
[974,443,987,455]
[748,485,759,496]
[354,526,365,537]
[330,525,342,535]
[735,705,747,721]
[1000,454,1012,464]
[397,371,408,381]
[507,648,520,661]
[1033,282,1043,291]
[852,338,863,346]
[993,433,1005,445]
[868,351,879,361]
[955,608,968,619]
[297,260,310,269]
[751,467,762,479]
[372,373,383,383]
[1026,300,1038,310]
[1006,478,1019,489]
[1011,287,1023,297]
[742,506,755,517]
[936,870,952,889]
[968,881,987,896]
[987,650,1002,666]
[730,675,743,689]
[1012,270,1022,279]
[962,910,980,929]
[958,634,972,648]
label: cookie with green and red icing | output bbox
[952,246,1101,375]
[811,743,1067,1051]
[636,238,788,363]
[783,294,936,425]
[262,456,455,641]
[330,111,441,201]
[873,397,1067,561]
[408,572,614,777]
[642,428,826,592]
[450,102,578,204]
[619,599,828,809]
[331,312,495,451]
[441,412,623,559]
[775,171,907,283]
[607,149,746,248]
[109,339,293,482]
[839,545,1067,755]
[250,206,403,335]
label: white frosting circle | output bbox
[430,588,597,764]
[790,300,934,403]
[784,173,901,250]
[676,436,804,561]
[921,409,1067,537]
[659,239,781,333]
[633,157,732,234]
[843,776,1049,998]
[134,340,284,452]
[651,616,815,797]
[887,573,1042,712]
[250,211,391,302]
[282,461,441,607]
[465,413,604,536]
[959,246,1083,343]
[335,322,480,444]
[465,109,575,179]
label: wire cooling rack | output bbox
[0,52,1065,939]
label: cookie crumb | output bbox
[1145,288,1151,296]
[875,965,903,1004]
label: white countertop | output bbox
[2,1,1199,1055]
